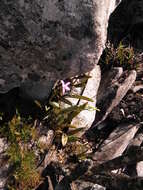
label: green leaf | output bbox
[61,133,68,146]
[74,75,92,80]
[68,127,85,135]
[45,106,50,112]
[49,101,60,108]
[67,103,88,122]
[86,105,100,111]
[60,105,79,114]
[67,124,78,128]
[59,96,73,106]
[56,114,67,125]
[43,115,49,120]
[60,103,87,115]
[68,94,94,102]
[34,100,42,109]
[68,135,79,142]
[73,81,87,88]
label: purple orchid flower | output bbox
[61,80,70,95]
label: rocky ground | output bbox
[83,50,143,190]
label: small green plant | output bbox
[99,42,136,71]
[12,150,41,190]
[116,42,134,66]
[1,114,41,190]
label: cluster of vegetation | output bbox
[99,42,137,71]
[0,74,97,190]
[0,114,41,190]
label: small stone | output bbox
[92,184,106,190]
[38,130,54,150]
[136,162,143,177]
[132,85,143,93]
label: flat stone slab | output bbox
[94,70,136,126]
[92,123,140,164]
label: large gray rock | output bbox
[0,0,116,100]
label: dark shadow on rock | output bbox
[0,88,18,122]
[16,95,44,119]
[85,118,118,152]
[41,164,58,189]
[36,178,49,190]
[107,0,132,47]
[0,88,45,124]
[130,23,143,50]
[108,0,143,50]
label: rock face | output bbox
[0,0,116,100]
[108,0,143,49]
[92,123,140,164]
[71,65,101,137]
[94,69,136,126]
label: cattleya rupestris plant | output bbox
[43,74,99,146]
